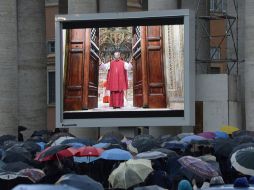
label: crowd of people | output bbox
[1,126,254,190]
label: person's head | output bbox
[178,180,192,190]
[114,51,121,60]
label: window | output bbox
[210,47,221,60]
[47,40,55,54]
[210,0,226,13]
[48,71,55,105]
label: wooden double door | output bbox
[64,26,166,111]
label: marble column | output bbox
[0,0,18,135]
[17,0,47,139]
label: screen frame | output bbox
[55,9,195,128]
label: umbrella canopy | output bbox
[34,144,70,162]
[1,161,33,172]
[136,151,167,160]
[220,125,239,134]
[61,138,95,146]
[131,135,159,153]
[212,139,238,158]
[162,140,188,151]
[177,133,193,140]
[180,135,206,143]
[0,172,34,189]
[178,156,219,180]
[108,159,153,189]
[18,168,45,182]
[100,131,124,142]
[22,141,41,155]
[93,142,111,149]
[75,146,104,157]
[205,185,254,190]
[231,143,254,155]
[2,146,32,164]
[100,148,132,160]
[233,130,254,137]
[56,174,104,190]
[134,185,167,190]
[98,135,121,144]
[50,136,75,146]
[156,134,176,145]
[198,132,215,139]
[0,135,16,146]
[73,156,100,164]
[151,148,178,157]
[214,131,229,139]
[231,147,254,176]
[12,184,80,190]
[233,135,254,144]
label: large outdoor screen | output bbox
[55,10,195,128]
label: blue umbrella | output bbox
[180,135,206,143]
[100,148,132,160]
[163,140,188,151]
[36,142,46,151]
[92,142,110,149]
[214,131,229,139]
[73,156,99,163]
[206,185,254,190]
[12,185,79,190]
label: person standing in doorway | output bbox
[100,51,133,109]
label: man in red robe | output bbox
[100,52,132,108]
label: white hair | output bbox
[114,52,120,59]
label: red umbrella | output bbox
[75,146,104,157]
[34,146,77,162]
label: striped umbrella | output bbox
[230,147,254,176]
[178,156,219,179]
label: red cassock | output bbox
[106,59,128,108]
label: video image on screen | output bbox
[62,25,184,114]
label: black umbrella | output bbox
[156,134,176,145]
[0,172,34,190]
[22,141,41,155]
[0,135,16,146]
[61,138,95,146]
[98,135,121,144]
[3,140,20,150]
[212,139,238,158]
[1,161,33,172]
[102,131,124,141]
[151,148,178,158]
[134,185,167,190]
[231,143,254,156]
[232,130,254,138]
[36,144,70,161]
[233,135,254,144]
[131,135,159,153]
[2,146,32,164]
[31,130,49,138]
[56,174,104,190]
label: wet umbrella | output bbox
[180,135,206,143]
[18,168,45,182]
[136,151,167,160]
[177,133,193,140]
[49,132,75,144]
[108,159,153,189]
[61,138,95,146]
[0,135,16,145]
[231,143,254,155]
[12,184,80,190]
[233,135,254,144]
[34,144,70,162]
[0,172,34,190]
[231,147,254,176]
[134,185,167,190]
[212,139,238,157]
[214,131,229,139]
[1,161,33,172]
[93,142,111,149]
[50,136,75,146]
[56,174,104,190]
[73,156,100,164]
[205,185,254,190]
[198,132,215,139]
[151,148,178,157]
[131,135,159,153]
[3,140,20,150]
[22,141,41,155]
[75,146,104,157]
[100,148,132,160]
[162,140,188,151]
[98,135,121,144]
[220,125,239,135]
[100,131,124,142]
[2,146,32,164]
[233,130,254,137]
[178,156,219,180]
[156,134,176,145]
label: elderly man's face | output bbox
[114,52,120,59]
